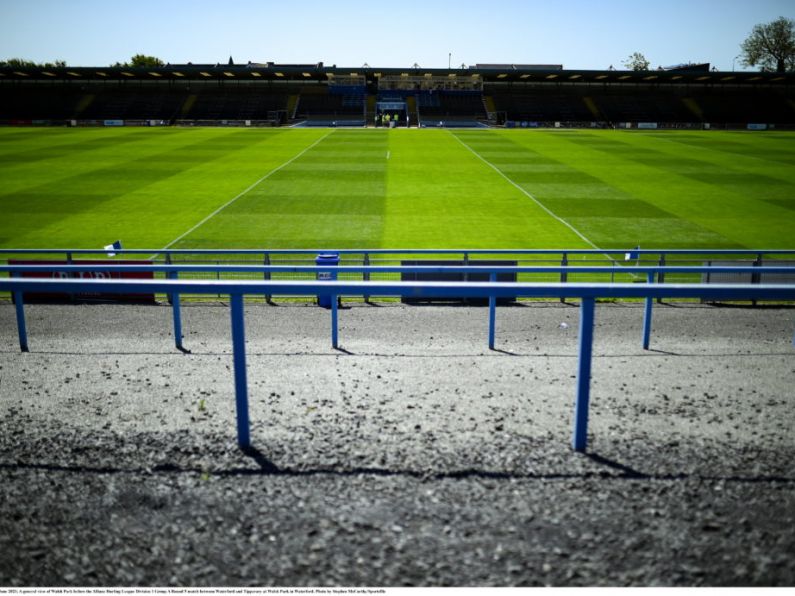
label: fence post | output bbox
[331,294,339,349]
[169,270,184,351]
[752,253,763,307]
[488,272,497,350]
[263,253,273,304]
[363,252,371,304]
[165,253,173,305]
[66,251,75,303]
[13,289,28,352]
[230,293,251,449]
[560,252,568,303]
[216,260,221,300]
[573,297,596,452]
[656,253,665,304]
[643,272,654,350]
[463,252,470,305]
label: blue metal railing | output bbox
[4,247,793,296]
[4,263,795,352]
[3,275,794,453]
[3,247,795,258]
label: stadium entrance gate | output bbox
[376,100,407,127]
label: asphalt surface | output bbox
[1,300,794,587]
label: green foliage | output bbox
[741,16,795,72]
[112,54,165,68]
[622,52,650,71]
[1,58,66,68]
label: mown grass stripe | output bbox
[524,130,791,249]
[156,129,336,253]
[450,130,601,250]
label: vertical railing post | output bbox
[13,288,29,353]
[263,253,273,304]
[165,253,173,305]
[363,252,371,304]
[230,293,251,449]
[488,272,497,350]
[66,251,75,303]
[331,293,339,349]
[752,253,763,307]
[752,253,763,284]
[656,253,665,304]
[463,252,470,306]
[573,297,596,452]
[169,269,184,351]
[560,252,568,303]
[642,272,654,350]
[216,260,221,300]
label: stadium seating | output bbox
[487,84,795,126]
[295,85,366,125]
[489,88,594,122]
[415,91,488,126]
[0,82,295,124]
[2,75,793,127]
[0,84,84,120]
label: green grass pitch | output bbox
[1,127,794,252]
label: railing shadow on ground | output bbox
[1,451,793,485]
[2,348,792,359]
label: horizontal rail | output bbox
[4,277,794,455]
[3,278,795,300]
[3,248,795,257]
[3,264,795,276]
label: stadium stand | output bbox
[415,90,488,127]
[0,81,295,125]
[1,63,793,128]
[486,83,795,128]
[488,87,595,123]
[0,84,84,120]
[294,84,366,126]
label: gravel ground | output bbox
[0,300,794,587]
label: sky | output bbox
[1,0,793,72]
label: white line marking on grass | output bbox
[450,131,600,249]
[152,129,335,256]
[450,131,636,275]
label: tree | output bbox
[623,52,650,71]
[112,54,165,68]
[1,58,66,68]
[129,54,165,67]
[740,16,795,73]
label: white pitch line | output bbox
[450,131,600,249]
[450,131,636,275]
[152,129,335,256]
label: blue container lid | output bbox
[316,252,339,264]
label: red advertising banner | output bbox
[9,260,156,303]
